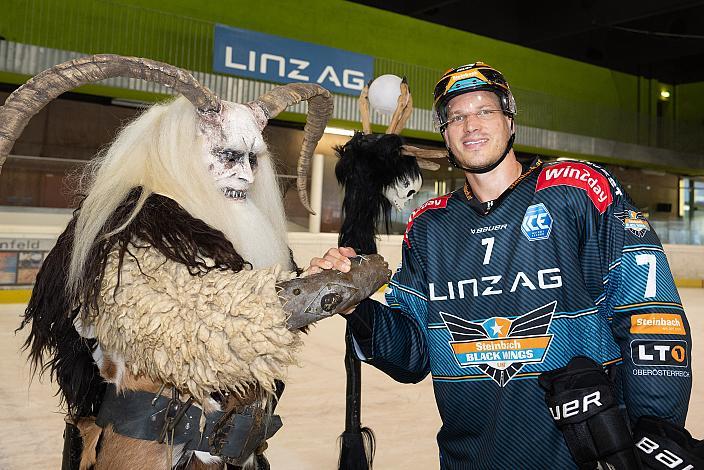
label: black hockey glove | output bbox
[633,415,704,469]
[538,356,641,470]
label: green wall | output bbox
[0,0,640,108]
[1,0,701,152]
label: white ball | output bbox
[368,74,403,115]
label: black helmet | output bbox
[433,61,516,132]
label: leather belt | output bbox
[95,384,282,465]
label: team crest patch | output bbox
[440,301,556,387]
[614,210,650,237]
[521,203,553,241]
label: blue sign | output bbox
[521,203,553,241]
[213,24,374,96]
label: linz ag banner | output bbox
[213,24,374,96]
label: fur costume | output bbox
[23,189,300,468]
[3,55,387,470]
[91,245,299,402]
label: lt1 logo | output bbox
[631,340,688,367]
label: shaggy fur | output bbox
[93,244,299,402]
[335,132,421,253]
[20,190,263,417]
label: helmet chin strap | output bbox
[443,118,516,174]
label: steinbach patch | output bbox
[630,313,686,335]
[536,162,613,213]
[614,210,651,237]
[440,301,556,387]
[403,194,451,248]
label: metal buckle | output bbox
[157,388,194,444]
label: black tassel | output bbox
[338,427,376,470]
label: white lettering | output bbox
[481,276,503,296]
[317,65,341,87]
[287,58,310,81]
[429,283,447,301]
[538,268,562,289]
[582,391,602,412]
[343,69,365,90]
[510,272,536,292]
[224,46,248,70]
[545,168,564,180]
[260,53,286,77]
[639,345,654,360]
[656,449,683,468]
[637,436,658,455]
[428,267,562,300]
[654,344,670,361]
[457,279,478,298]
[562,399,580,418]
[247,50,256,71]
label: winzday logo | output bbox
[536,162,613,213]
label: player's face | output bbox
[443,91,513,171]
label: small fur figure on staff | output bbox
[334,78,446,469]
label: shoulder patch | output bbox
[536,161,613,213]
[403,194,451,248]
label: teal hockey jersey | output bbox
[347,158,692,470]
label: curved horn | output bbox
[400,145,448,159]
[248,83,334,214]
[0,54,221,172]
[401,145,446,171]
[416,159,441,171]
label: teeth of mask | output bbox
[221,187,247,199]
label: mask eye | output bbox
[248,152,258,168]
[215,149,245,164]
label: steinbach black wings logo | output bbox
[440,301,556,387]
[614,210,650,237]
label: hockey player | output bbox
[310,62,693,469]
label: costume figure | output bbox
[0,55,389,469]
[333,78,444,469]
[315,62,694,469]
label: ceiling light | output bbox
[324,126,355,136]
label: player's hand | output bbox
[306,246,357,275]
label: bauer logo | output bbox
[631,340,688,367]
[521,203,553,241]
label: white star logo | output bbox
[491,322,503,336]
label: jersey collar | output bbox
[461,157,543,216]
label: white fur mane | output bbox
[68,96,291,299]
